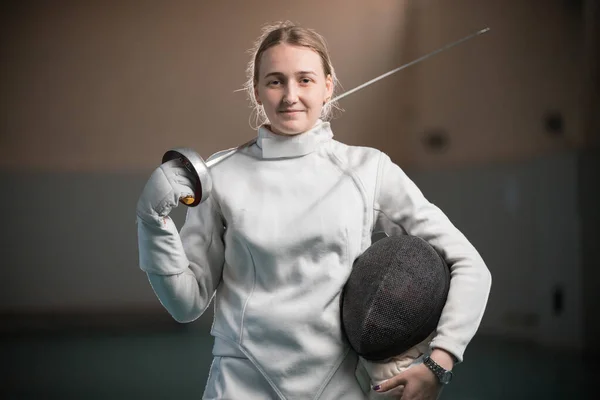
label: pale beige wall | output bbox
[407,0,586,169]
[0,1,592,348]
[0,0,587,172]
[0,0,411,172]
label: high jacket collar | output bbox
[256,120,333,159]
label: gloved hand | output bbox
[136,159,196,225]
[136,158,197,276]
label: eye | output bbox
[300,77,312,84]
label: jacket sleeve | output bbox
[373,152,492,362]
[137,195,226,323]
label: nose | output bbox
[283,82,299,104]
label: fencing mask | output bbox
[341,234,450,361]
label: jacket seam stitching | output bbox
[239,242,257,346]
[373,151,386,231]
[313,347,352,399]
[210,332,287,399]
[326,147,370,249]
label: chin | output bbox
[271,117,314,135]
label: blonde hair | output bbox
[243,21,342,128]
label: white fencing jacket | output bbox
[137,120,492,399]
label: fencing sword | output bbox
[330,27,490,103]
[163,27,491,206]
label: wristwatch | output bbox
[423,353,453,385]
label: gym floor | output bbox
[2,325,594,399]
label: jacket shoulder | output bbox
[329,140,385,169]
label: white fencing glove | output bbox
[136,159,196,225]
[136,159,196,275]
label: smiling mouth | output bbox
[279,110,304,113]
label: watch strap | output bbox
[423,354,453,384]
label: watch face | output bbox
[441,371,453,384]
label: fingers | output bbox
[173,172,195,196]
[161,159,196,198]
[161,159,194,179]
[373,374,408,394]
[372,384,404,398]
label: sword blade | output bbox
[330,27,490,103]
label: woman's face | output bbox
[254,43,333,136]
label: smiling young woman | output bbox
[253,43,332,135]
[246,23,338,135]
[136,21,491,400]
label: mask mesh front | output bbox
[341,235,450,361]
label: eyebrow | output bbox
[263,71,318,79]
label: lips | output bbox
[279,110,304,113]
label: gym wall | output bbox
[1,0,596,352]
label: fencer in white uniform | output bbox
[136,22,491,400]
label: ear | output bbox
[254,85,262,105]
[324,74,334,103]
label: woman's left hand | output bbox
[372,348,454,399]
[373,362,442,399]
